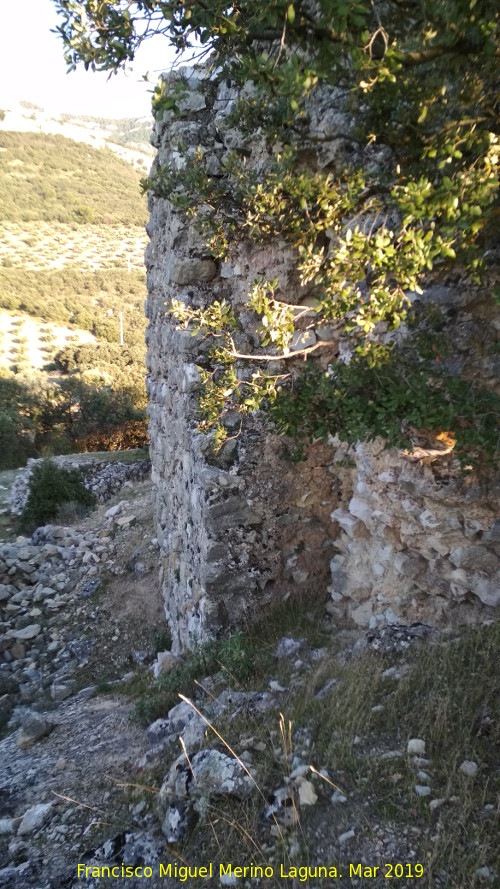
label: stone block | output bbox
[206,543,227,563]
[115,515,137,529]
[484,521,500,542]
[330,509,359,537]
[350,601,374,627]
[220,262,241,278]
[450,545,498,573]
[393,553,425,579]
[348,585,372,603]
[17,713,54,749]
[153,651,180,678]
[9,642,26,659]
[206,497,262,532]
[205,570,251,598]
[419,509,441,529]
[329,557,347,592]
[290,330,317,351]
[348,496,374,528]
[11,624,41,641]
[172,259,217,285]
[18,802,54,836]
[472,576,500,608]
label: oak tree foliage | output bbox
[53,1,499,465]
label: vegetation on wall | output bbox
[53,0,499,468]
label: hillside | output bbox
[0,101,155,170]
[0,128,150,468]
[0,131,149,225]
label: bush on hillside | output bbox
[19,460,95,532]
[0,373,39,468]
[0,132,148,225]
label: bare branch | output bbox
[227,336,336,362]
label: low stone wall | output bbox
[10,456,151,516]
[145,66,500,652]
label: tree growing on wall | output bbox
[53,1,499,466]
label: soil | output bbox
[63,481,166,688]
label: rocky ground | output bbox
[0,471,169,887]
[0,465,498,889]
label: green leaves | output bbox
[271,345,500,470]
[249,279,296,351]
[53,0,500,465]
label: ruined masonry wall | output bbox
[145,67,500,653]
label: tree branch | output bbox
[227,336,336,362]
[399,40,499,66]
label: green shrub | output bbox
[271,345,500,470]
[55,499,94,525]
[134,631,261,724]
[74,205,95,223]
[19,460,95,531]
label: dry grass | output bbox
[122,614,500,888]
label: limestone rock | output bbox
[172,259,217,285]
[338,828,355,844]
[0,585,12,602]
[115,514,137,529]
[18,802,54,835]
[161,801,194,842]
[264,786,299,826]
[290,330,317,351]
[17,713,55,749]
[407,738,426,755]
[459,760,478,777]
[105,504,122,519]
[51,681,76,702]
[297,779,318,806]
[476,866,496,883]
[276,637,305,659]
[162,749,253,804]
[415,784,431,797]
[11,624,40,641]
[152,651,180,678]
[178,91,207,113]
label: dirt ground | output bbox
[63,479,166,687]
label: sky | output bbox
[0,0,180,119]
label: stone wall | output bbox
[9,455,151,516]
[145,67,500,653]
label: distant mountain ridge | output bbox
[0,100,155,170]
